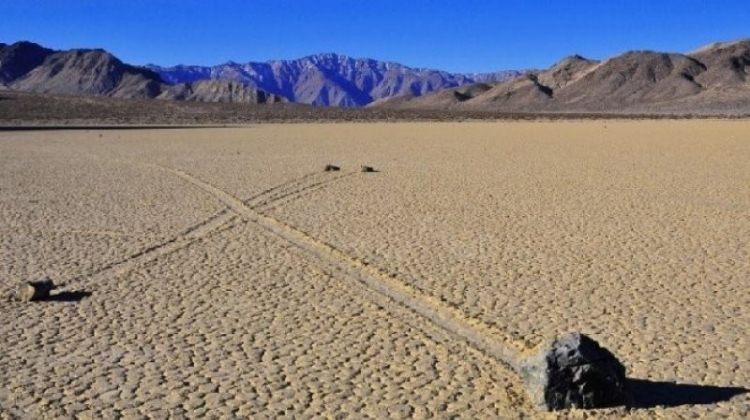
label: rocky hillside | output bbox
[158,80,285,103]
[376,40,750,114]
[11,49,163,99]
[147,54,521,107]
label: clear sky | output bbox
[1,0,748,73]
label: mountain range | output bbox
[375,40,750,114]
[0,41,519,107]
[2,39,750,114]
[147,57,521,107]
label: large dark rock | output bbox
[521,332,630,410]
[18,277,55,302]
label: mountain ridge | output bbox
[374,39,750,114]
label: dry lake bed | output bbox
[1,121,749,418]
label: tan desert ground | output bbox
[1,121,749,418]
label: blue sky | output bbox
[1,1,748,72]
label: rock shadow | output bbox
[627,378,748,408]
[38,291,91,302]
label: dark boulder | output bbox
[18,277,55,302]
[521,332,630,410]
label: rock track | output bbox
[157,166,534,372]
[0,155,539,417]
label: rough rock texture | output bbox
[521,333,630,410]
[157,79,284,104]
[18,277,55,302]
[464,70,525,84]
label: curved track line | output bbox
[161,166,534,373]
[59,211,237,290]
[244,171,323,207]
[253,172,356,212]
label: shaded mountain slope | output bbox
[0,41,54,83]
[689,39,750,89]
[551,52,707,108]
[11,49,163,98]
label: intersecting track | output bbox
[53,167,349,292]
[159,165,537,376]
[44,160,538,407]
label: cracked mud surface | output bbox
[1,121,749,418]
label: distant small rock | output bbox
[18,277,55,302]
[521,332,630,410]
[361,165,376,173]
[324,164,340,172]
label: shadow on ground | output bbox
[39,291,91,302]
[628,378,749,408]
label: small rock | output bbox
[324,164,340,172]
[4,293,16,302]
[18,277,55,302]
[361,165,376,173]
[521,332,630,410]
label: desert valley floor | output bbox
[1,121,748,418]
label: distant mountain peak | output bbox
[558,54,593,63]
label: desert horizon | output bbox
[2,37,750,116]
